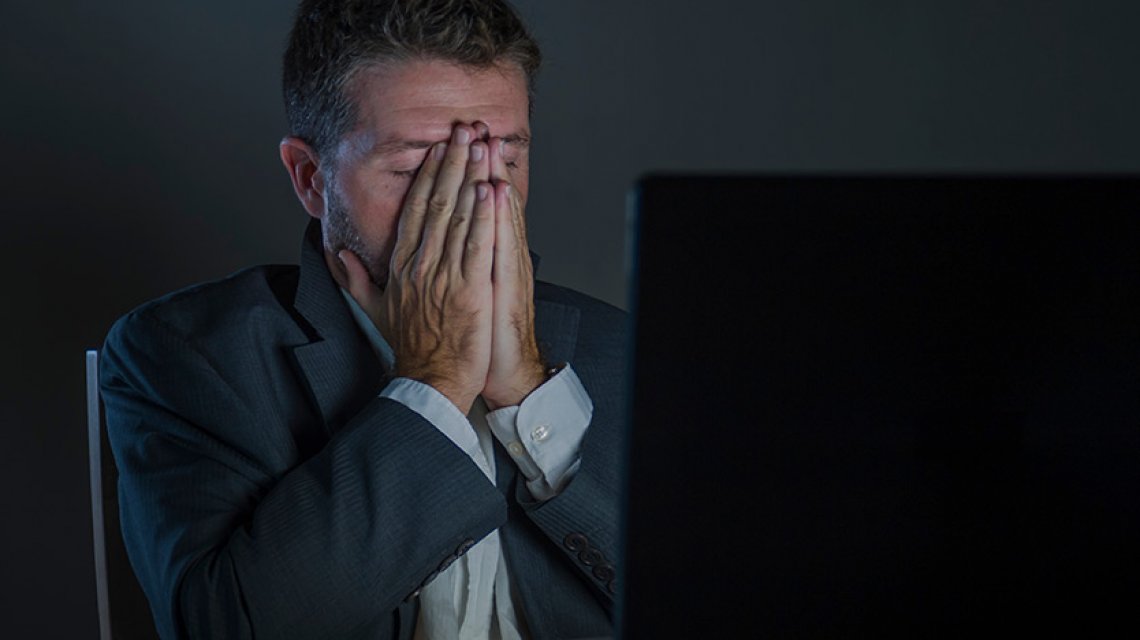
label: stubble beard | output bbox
[324,183,389,289]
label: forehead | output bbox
[343,58,530,151]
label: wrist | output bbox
[398,369,479,415]
[431,383,479,415]
[484,361,558,411]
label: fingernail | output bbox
[504,184,512,198]
[498,139,505,157]
[455,127,470,144]
[477,183,489,201]
[471,143,485,162]
[434,142,447,159]
[336,250,347,265]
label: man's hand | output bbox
[341,121,544,413]
[340,124,495,414]
[481,134,546,410]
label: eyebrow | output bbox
[501,134,531,148]
[368,132,531,157]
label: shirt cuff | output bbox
[485,365,593,500]
[379,377,493,481]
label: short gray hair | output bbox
[283,0,542,160]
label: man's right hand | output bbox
[339,124,495,414]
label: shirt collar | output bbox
[338,287,396,372]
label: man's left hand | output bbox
[481,133,546,410]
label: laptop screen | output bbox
[619,175,1140,636]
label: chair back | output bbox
[86,349,160,639]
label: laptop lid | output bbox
[619,175,1140,636]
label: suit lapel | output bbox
[290,221,385,436]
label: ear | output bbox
[279,136,328,219]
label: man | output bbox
[99,1,627,638]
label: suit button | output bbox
[592,563,615,582]
[564,532,588,552]
[457,538,476,555]
[579,548,604,567]
[607,579,617,595]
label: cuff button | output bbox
[564,532,588,552]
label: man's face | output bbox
[323,58,531,284]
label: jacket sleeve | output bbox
[513,360,627,608]
[99,309,507,640]
[514,427,622,608]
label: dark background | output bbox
[2,0,1139,636]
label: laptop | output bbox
[618,175,1140,637]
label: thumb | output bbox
[337,249,382,311]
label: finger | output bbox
[473,120,490,142]
[418,124,474,262]
[513,193,534,284]
[488,137,509,183]
[467,139,490,185]
[392,141,448,270]
[492,176,527,265]
[507,176,526,245]
[445,181,479,272]
[338,249,381,309]
[492,182,520,282]
[485,135,522,253]
[462,181,495,279]
[446,140,490,270]
[488,137,529,258]
[507,182,534,281]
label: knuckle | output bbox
[409,257,433,281]
[390,248,409,270]
[429,277,446,296]
[405,192,430,213]
[443,156,466,174]
[427,195,454,217]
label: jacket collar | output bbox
[294,219,357,340]
[291,220,386,435]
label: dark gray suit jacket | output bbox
[100,221,628,639]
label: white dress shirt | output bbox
[340,290,593,640]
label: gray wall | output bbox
[2,0,1139,635]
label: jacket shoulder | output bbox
[535,280,627,326]
[104,264,303,358]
